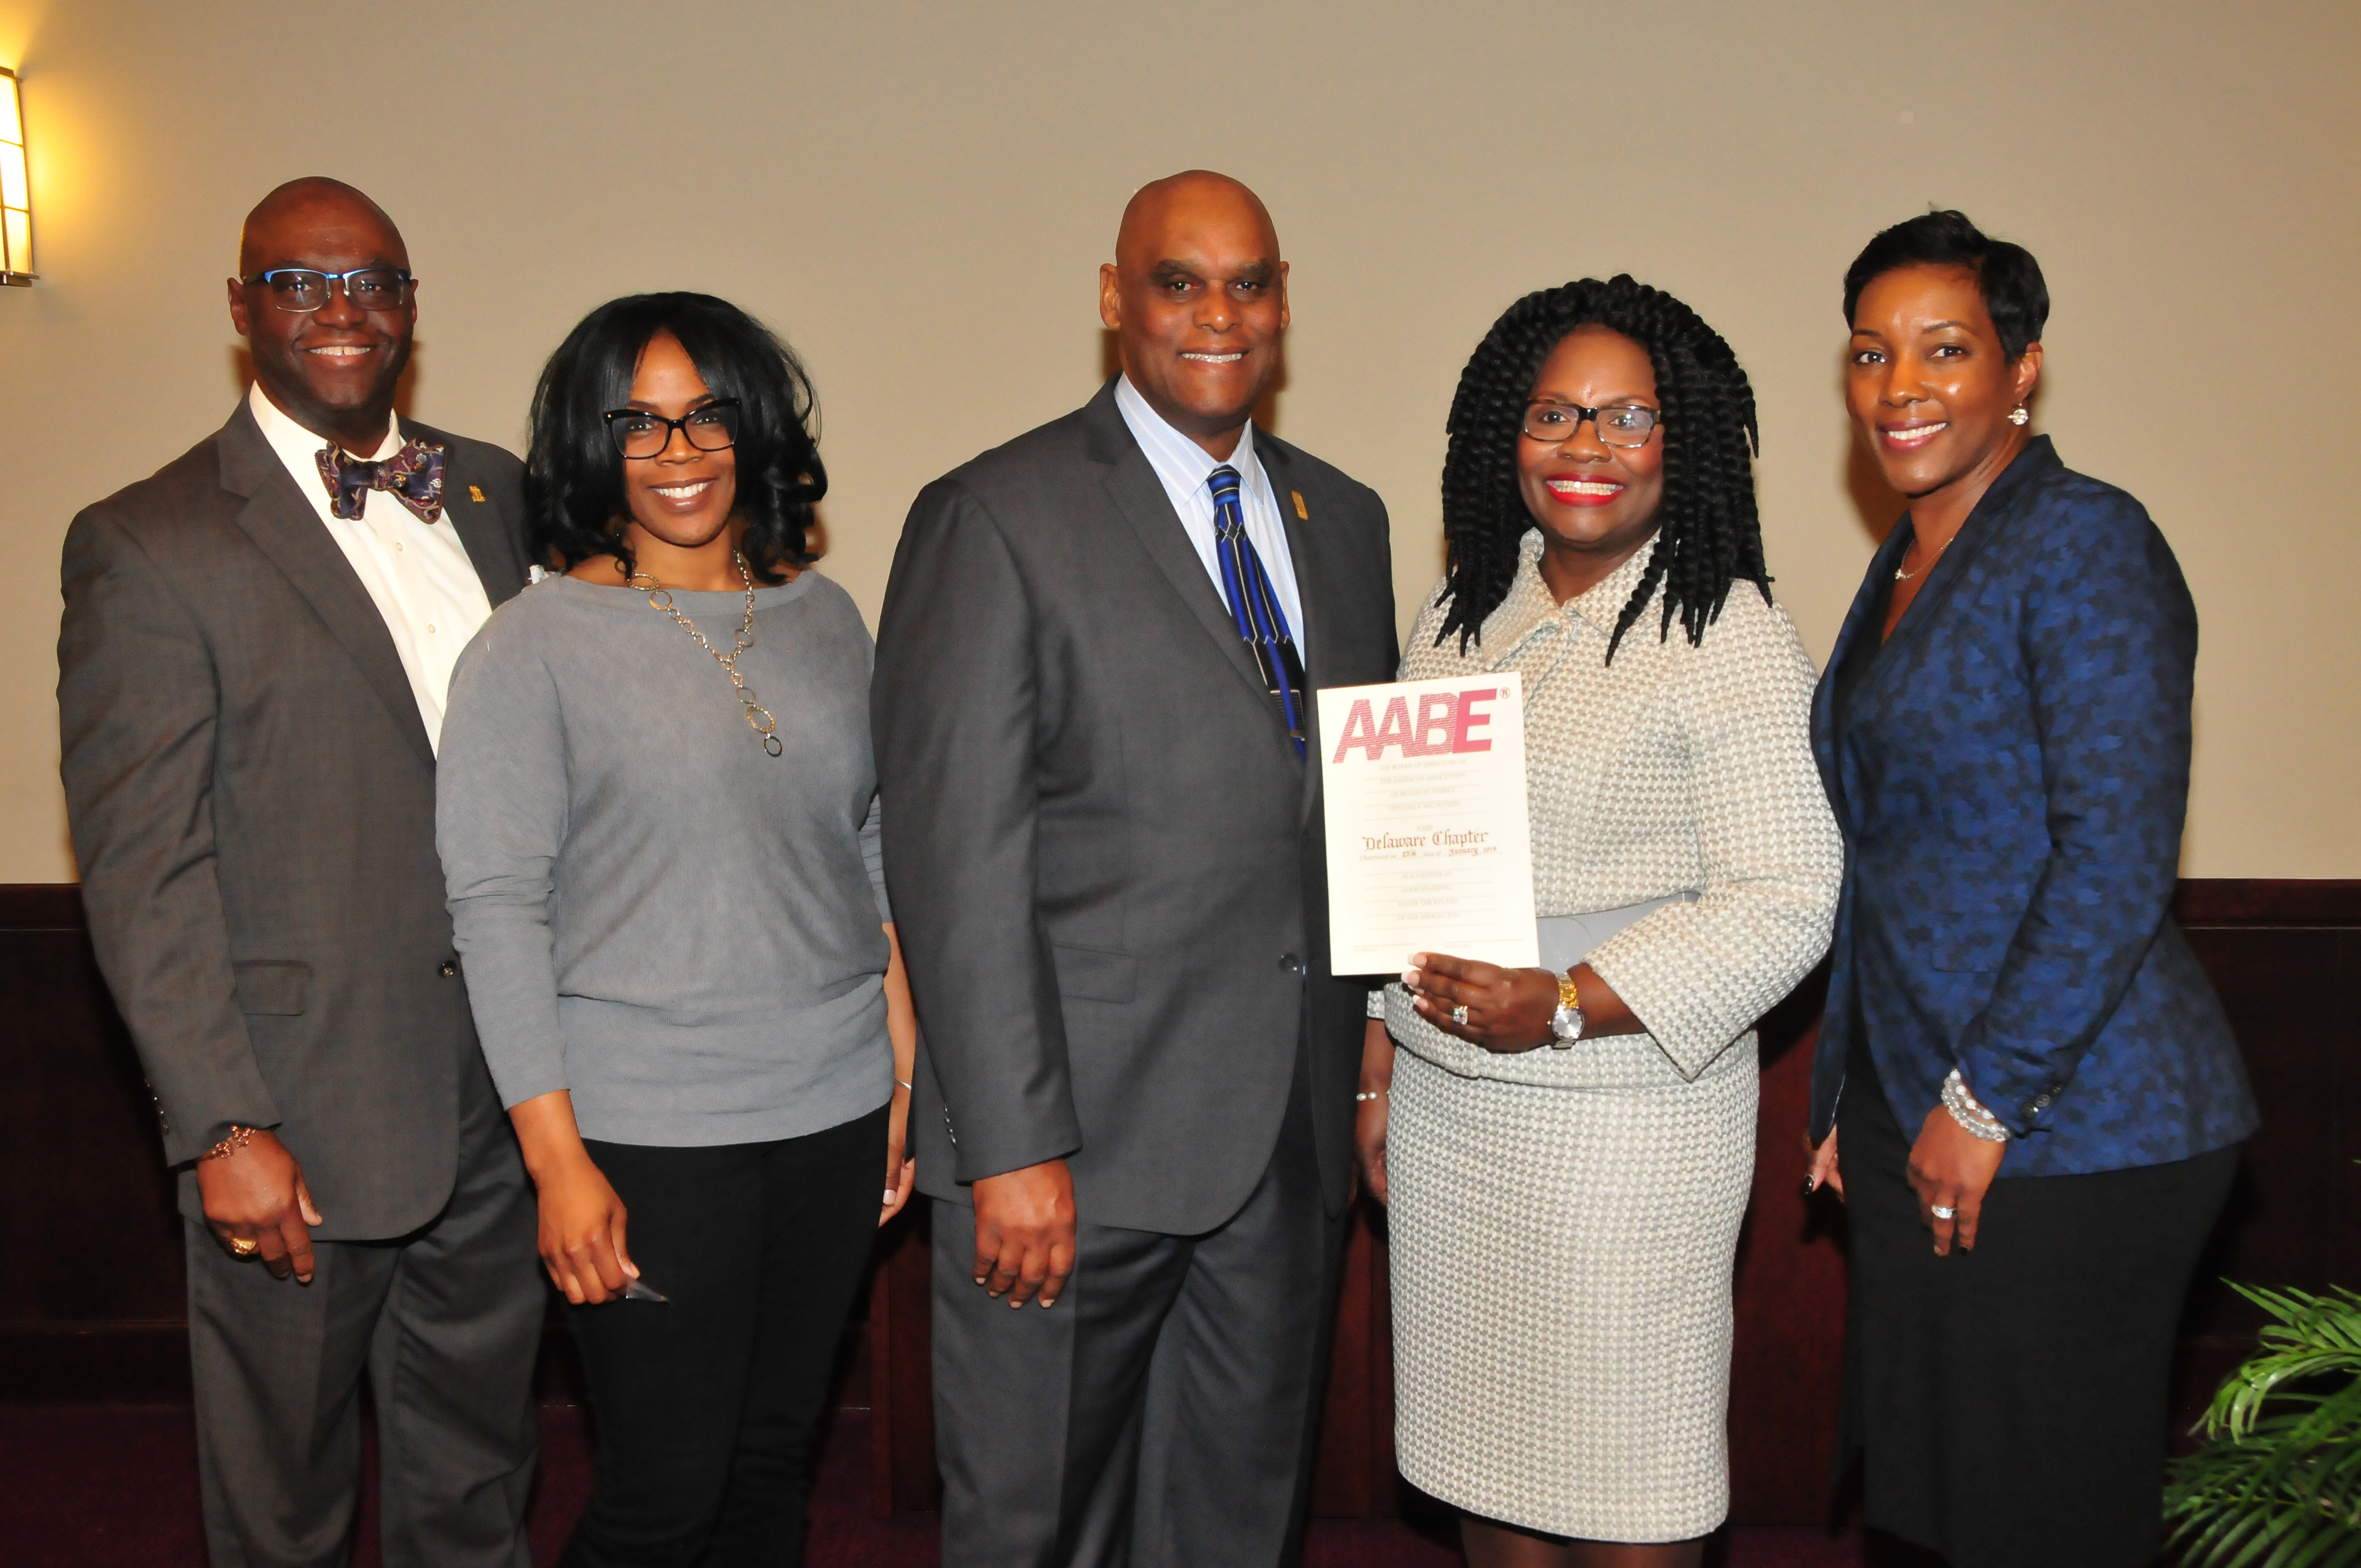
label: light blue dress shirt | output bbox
[1113,374,1308,656]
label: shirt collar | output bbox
[1560,531,1663,634]
[1975,433,2060,516]
[248,382,403,485]
[1113,373,1259,489]
[1476,530,1663,666]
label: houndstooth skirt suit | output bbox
[1381,532,1841,1542]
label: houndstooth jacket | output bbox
[1383,531,1841,1087]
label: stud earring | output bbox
[2008,406,2030,427]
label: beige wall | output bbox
[1,1,2354,881]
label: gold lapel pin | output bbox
[467,485,486,503]
[1290,489,1308,521]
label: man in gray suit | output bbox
[873,171,1397,1566]
[57,178,543,1567]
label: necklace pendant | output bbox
[637,550,783,755]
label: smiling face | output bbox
[227,181,414,451]
[614,331,739,568]
[1846,263,2043,501]
[1516,325,1666,595]
[1099,172,1288,460]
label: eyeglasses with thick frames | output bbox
[603,400,742,460]
[1521,400,1663,449]
[240,267,415,313]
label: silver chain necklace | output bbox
[1894,530,1955,582]
[627,552,784,756]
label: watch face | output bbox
[1551,1005,1583,1042]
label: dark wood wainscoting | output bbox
[6,881,2355,1525]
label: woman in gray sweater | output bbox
[436,293,914,1568]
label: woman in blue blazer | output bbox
[1805,211,2257,1568]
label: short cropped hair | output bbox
[525,292,826,582]
[1842,210,2049,362]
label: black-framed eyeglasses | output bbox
[603,400,742,460]
[1521,400,1663,449]
[239,267,415,313]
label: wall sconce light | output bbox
[1,67,31,286]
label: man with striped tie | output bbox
[873,170,1399,1565]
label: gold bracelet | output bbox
[1557,971,1581,1012]
[200,1125,256,1162]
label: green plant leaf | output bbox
[2167,1282,2361,1567]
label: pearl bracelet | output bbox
[1355,1090,1387,1103]
[1940,1069,2010,1142]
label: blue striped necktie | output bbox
[1207,465,1306,758]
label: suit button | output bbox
[1279,953,1304,976]
[438,959,459,978]
[2030,1093,2052,1110]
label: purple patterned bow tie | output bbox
[315,438,448,524]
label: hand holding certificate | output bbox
[1317,674,1538,976]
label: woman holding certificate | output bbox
[1357,276,1840,1566]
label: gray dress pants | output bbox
[184,1055,545,1568]
[931,1043,1348,1568]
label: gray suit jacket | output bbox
[872,379,1397,1235]
[57,400,531,1240]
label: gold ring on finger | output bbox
[229,1235,260,1256]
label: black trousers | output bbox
[561,1103,888,1568]
[930,1040,1348,1568]
[1839,1046,2237,1568]
[185,1053,545,1568]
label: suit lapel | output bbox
[216,404,437,767]
[409,421,528,606]
[1859,516,1977,696]
[1089,396,1281,709]
[1853,439,2057,727]
[1263,442,1320,671]
[1829,440,2058,829]
[1260,440,1329,827]
[1814,524,1910,825]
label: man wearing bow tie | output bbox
[57,177,542,1567]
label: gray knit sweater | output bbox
[437,569,893,1147]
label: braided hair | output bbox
[1435,275,1768,661]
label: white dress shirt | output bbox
[1113,374,1307,655]
[249,383,494,754]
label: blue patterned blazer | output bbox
[1809,438,2256,1177]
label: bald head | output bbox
[1114,171,1280,273]
[228,177,416,451]
[1100,171,1289,458]
[238,177,406,276]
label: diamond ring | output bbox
[1929,1205,1956,1221]
[1451,1004,1470,1026]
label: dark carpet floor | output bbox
[0,1404,1881,1566]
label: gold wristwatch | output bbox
[1548,971,1584,1049]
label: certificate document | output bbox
[1316,672,1538,975]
